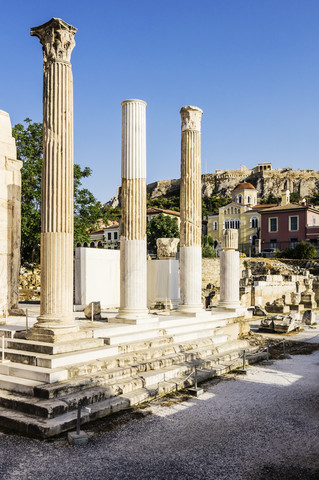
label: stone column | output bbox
[219,229,241,309]
[29,18,77,340]
[179,106,203,313]
[116,99,148,323]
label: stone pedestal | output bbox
[218,229,241,310]
[178,106,203,313]
[0,111,22,318]
[114,100,149,324]
[28,18,78,341]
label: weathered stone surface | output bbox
[221,229,238,250]
[29,18,78,340]
[253,305,267,316]
[107,166,319,207]
[0,110,22,317]
[302,310,316,325]
[265,298,290,314]
[156,238,179,259]
[115,99,148,323]
[260,314,303,333]
[84,302,101,320]
[179,106,203,312]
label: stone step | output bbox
[5,337,105,355]
[172,331,228,343]
[117,335,174,354]
[103,328,159,346]
[45,340,250,399]
[4,345,119,369]
[0,343,253,437]
[159,317,227,333]
[0,396,131,438]
[0,374,44,395]
[34,365,140,399]
[92,322,159,339]
[0,362,68,383]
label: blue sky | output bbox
[1,0,319,202]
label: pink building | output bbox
[260,202,319,251]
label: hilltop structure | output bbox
[108,162,319,207]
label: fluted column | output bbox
[116,99,148,323]
[179,106,203,312]
[219,229,241,309]
[29,18,77,339]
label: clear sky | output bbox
[1,0,319,202]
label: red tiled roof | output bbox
[233,182,256,191]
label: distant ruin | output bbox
[107,162,319,206]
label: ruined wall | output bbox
[0,110,22,315]
[107,167,319,207]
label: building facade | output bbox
[260,197,319,251]
[207,183,274,254]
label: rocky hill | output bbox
[107,164,319,207]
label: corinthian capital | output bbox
[31,17,77,65]
[180,106,203,132]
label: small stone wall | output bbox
[19,264,40,302]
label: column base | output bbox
[177,304,204,315]
[214,303,247,316]
[111,309,158,325]
[26,314,79,343]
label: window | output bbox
[98,241,103,248]
[225,220,230,229]
[313,217,316,226]
[290,238,298,248]
[238,195,242,204]
[289,216,298,231]
[114,232,118,239]
[108,232,112,240]
[247,195,251,204]
[90,242,95,248]
[213,221,218,231]
[269,217,278,232]
[270,239,277,249]
[251,217,258,228]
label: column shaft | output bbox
[219,229,241,309]
[117,100,148,322]
[40,60,74,320]
[179,106,203,312]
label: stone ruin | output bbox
[0,110,22,319]
[0,16,317,438]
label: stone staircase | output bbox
[0,311,253,438]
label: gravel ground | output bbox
[0,351,318,480]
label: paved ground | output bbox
[0,348,318,480]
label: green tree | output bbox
[146,214,179,253]
[13,119,105,262]
[259,193,281,205]
[277,241,317,259]
[202,194,231,216]
[290,192,300,203]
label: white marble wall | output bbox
[74,249,180,311]
[147,259,179,309]
[74,248,120,308]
